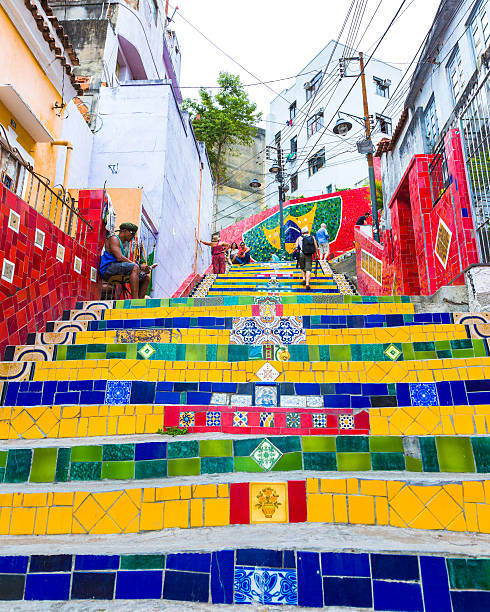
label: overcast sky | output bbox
[172,0,441,125]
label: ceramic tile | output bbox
[211,393,228,405]
[286,413,301,428]
[255,386,277,407]
[206,411,221,427]
[234,567,298,604]
[250,439,283,470]
[256,363,280,382]
[312,414,328,428]
[410,383,438,406]
[105,381,131,405]
[233,412,248,427]
[250,482,288,523]
[179,412,195,427]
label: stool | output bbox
[106,274,132,300]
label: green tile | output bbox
[69,462,102,481]
[414,350,437,359]
[0,451,7,468]
[199,440,232,457]
[436,350,452,358]
[413,341,435,352]
[405,456,423,472]
[135,460,167,479]
[369,437,403,453]
[473,339,488,357]
[371,452,405,471]
[452,348,475,358]
[272,437,301,453]
[450,338,473,350]
[201,457,234,474]
[54,447,71,482]
[302,437,336,452]
[56,345,67,360]
[447,558,490,590]
[234,456,265,473]
[167,458,200,476]
[217,345,228,361]
[66,345,87,360]
[329,345,350,361]
[402,344,415,361]
[186,344,207,361]
[471,438,490,472]
[0,467,4,482]
[102,444,135,461]
[120,554,165,570]
[435,437,475,472]
[233,438,261,457]
[206,345,218,361]
[337,453,372,471]
[29,447,57,482]
[387,383,397,395]
[303,452,337,471]
[167,441,199,459]
[419,437,439,472]
[272,452,302,471]
[71,445,102,462]
[434,340,451,350]
[5,449,32,483]
[336,436,369,453]
[101,461,134,480]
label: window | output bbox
[308,147,325,177]
[470,2,490,61]
[424,96,439,150]
[290,136,297,154]
[152,0,158,23]
[291,172,298,192]
[0,142,25,196]
[361,250,383,285]
[289,101,297,120]
[374,77,390,97]
[305,71,322,101]
[447,47,464,101]
[307,111,324,137]
[375,114,392,136]
[326,184,333,193]
[275,131,281,147]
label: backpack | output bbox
[302,235,316,254]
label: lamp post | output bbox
[268,146,287,259]
[334,52,380,243]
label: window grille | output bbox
[428,140,450,206]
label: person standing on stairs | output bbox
[199,233,230,274]
[295,226,319,291]
[316,223,330,261]
[99,223,152,299]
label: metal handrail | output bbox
[0,124,92,245]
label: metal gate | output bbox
[460,70,490,262]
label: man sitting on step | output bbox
[99,223,152,298]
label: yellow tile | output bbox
[348,495,375,525]
[22,493,47,507]
[476,503,490,533]
[389,485,425,524]
[140,502,164,531]
[46,507,73,535]
[307,493,333,522]
[33,507,48,535]
[346,479,359,494]
[192,485,217,498]
[0,508,11,535]
[53,492,74,506]
[164,500,189,528]
[360,480,386,497]
[190,499,204,527]
[180,486,192,500]
[453,414,475,434]
[307,478,319,494]
[333,495,348,523]
[10,507,36,535]
[463,481,485,503]
[218,484,229,497]
[204,498,230,526]
[375,497,389,525]
[320,479,346,494]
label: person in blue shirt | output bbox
[269,253,280,262]
[316,223,330,261]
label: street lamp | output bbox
[249,178,261,189]
[269,161,281,174]
[332,114,353,136]
[266,146,287,259]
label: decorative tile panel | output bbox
[234,567,298,605]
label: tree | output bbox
[182,72,262,229]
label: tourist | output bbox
[99,223,153,298]
[199,233,230,274]
[233,241,251,265]
[355,211,371,225]
[227,242,239,266]
[269,253,280,262]
[316,223,330,261]
[294,226,318,291]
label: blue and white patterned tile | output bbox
[105,380,131,405]
[409,382,438,406]
[255,386,277,407]
[179,411,195,427]
[306,395,324,407]
[233,412,248,427]
[286,413,301,428]
[206,411,221,427]
[210,393,228,405]
[338,414,354,429]
[259,412,275,427]
[231,394,252,407]
[234,567,298,605]
[280,395,306,408]
[312,414,328,428]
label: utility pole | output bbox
[277,145,286,259]
[359,52,380,243]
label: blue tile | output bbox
[0,556,28,573]
[25,574,71,600]
[362,384,388,396]
[371,554,419,581]
[75,555,119,570]
[321,552,370,577]
[336,383,362,395]
[94,380,107,391]
[156,382,174,391]
[211,550,234,604]
[81,391,106,404]
[324,394,350,407]
[212,383,238,393]
[30,555,72,573]
[450,381,467,405]
[467,391,490,404]
[451,590,490,611]
[396,383,411,407]
[199,382,212,392]
[19,381,30,392]
[297,552,323,607]
[323,576,372,608]
[130,381,156,404]
[174,383,199,392]
[166,553,211,573]
[115,570,163,599]
[0,574,25,600]
[4,383,19,406]
[420,556,451,612]
[41,382,57,405]
[436,382,452,406]
[466,379,490,392]
[69,381,94,391]
[135,442,167,461]
[295,383,320,395]
[54,392,80,404]
[71,572,116,599]
[105,381,131,405]
[409,383,438,407]
[283,550,296,569]
[57,381,69,392]
[187,392,213,405]
[236,549,282,568]
[16,392,42,406]
[373,580,423,611]
[155,392,180,404]
[352,396,372,408]
[163,570,209,602]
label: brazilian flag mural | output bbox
[243,196,342,261]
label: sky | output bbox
[171,0,442,124]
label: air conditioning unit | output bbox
[382,79,391,87]
[303,81,312,89]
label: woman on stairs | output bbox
[199,233,230,275]
[295,226,319,291]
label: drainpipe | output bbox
[51,140,74,193]
[193,162,204,274]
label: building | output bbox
[266,40,401,200]
[50,0,214,296]
[215,128,266,231]
[357,0,489,297]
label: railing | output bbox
[428,139,450,207]
[0,124,92,246]
[460,69,490,263]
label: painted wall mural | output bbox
[220,188,370,262]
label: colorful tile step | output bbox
[0,550,486,608]
[8,337,487,364]
[0,477,490,535]
[1,436,488,484]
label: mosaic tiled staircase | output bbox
[0,262,490,608]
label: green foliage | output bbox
[375,179,383,210]
[156,427,188,436]
[182,72,262,185]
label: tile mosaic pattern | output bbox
[0,549,487,607]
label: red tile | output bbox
[288,480,307,523]
[230,482,250,524]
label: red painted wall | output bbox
[356,129,479,296]
[0,186,105,355]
